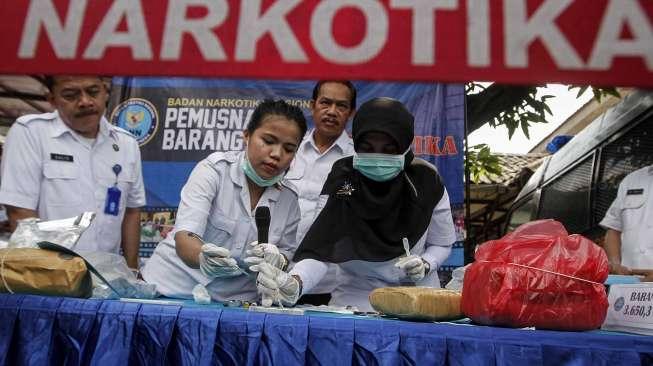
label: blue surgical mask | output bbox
[353,148,409,182]
[242,155,284,187]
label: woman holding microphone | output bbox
[142,100,307,302]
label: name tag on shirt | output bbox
[104,186,121,216]
[627,189,644,195]
[50,153,74,162]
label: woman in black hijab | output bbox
[255,98,457,311]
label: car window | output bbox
[506,195,538,233]
[537,156,594,234]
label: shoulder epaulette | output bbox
[110,124,137,139]
[15,112,57,125]
[206,151,239,166]
[280,179,299,197]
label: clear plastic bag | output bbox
[192,284,211,304]
[7,213,95,250]
[7,218,40,248]
[445,264,469,291]
[81,251,156,299]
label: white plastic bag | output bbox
[445,264,470,291]
[192,284,211,304]
[7,213,95,249]
[81,251,156,299]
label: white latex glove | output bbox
[198,243,243,278]
[192,284,211,305]
[244,241,287,271]
[256,262,300,306]
[395,255,428,282]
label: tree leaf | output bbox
[543,103,552,115]
[605,88,621,98]
[464,144,503,183]
[521,120,531,139]
[466,84,621,139]
[507,124,516,139]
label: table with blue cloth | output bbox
[1,293,652,366]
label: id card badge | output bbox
[104,185,122,216]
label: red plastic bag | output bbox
[461,219,609,330]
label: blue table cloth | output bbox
[0,293,652,366]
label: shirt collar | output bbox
[230,152,246,187]
[51,110,113,140]
[50,111,70,138]
[303,129,353,155]
[229,152,281,202]
[98,117,113,139]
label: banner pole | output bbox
[463,87,473,265]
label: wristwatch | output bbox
[129,267,141,278]
[422,259,431,274]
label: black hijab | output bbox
[293,98,445,263]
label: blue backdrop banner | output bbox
[108,78,465,270]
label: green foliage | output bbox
[464,85,621,186]
[485,86,552,140]
[466,144,502,183]
[567,86,621,103]
[466,83,622,139]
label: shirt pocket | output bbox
[268,226,283,246]
[43,161,82,206]
[96,163,136,215]
[97,162,136,192]
[285,164,304,181]
[205,212,237,246]
[95,166,137,252]
[622,192,647,229]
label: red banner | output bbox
[1,0,652,86]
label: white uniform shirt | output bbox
[600,166,653,269]
[142,151,301,302]
[291,189,457,312]
[285,130,354,294]
[0,111,146,253]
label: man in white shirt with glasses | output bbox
[285,80,357,305]
[0,76,145,270]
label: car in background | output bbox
[504,90,653,241]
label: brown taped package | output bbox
[0,248,92,298]
[369,287,463,321]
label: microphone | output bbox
[255,206,271,244]
[254,206,274,307]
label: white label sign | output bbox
[602,284,653,335]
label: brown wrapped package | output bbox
[369,287,463,321]
[0,248,92,298]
